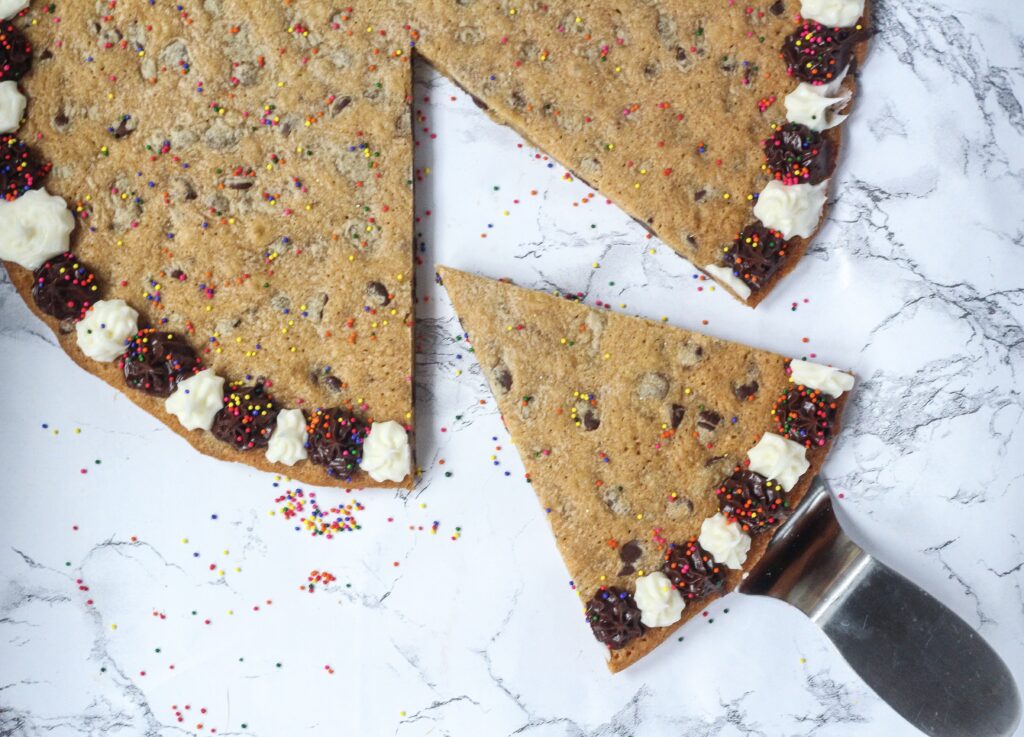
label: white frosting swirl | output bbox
[165,369,226,432]
[703,264,752,301]
[75,299,138,362]
[698,513,751,570]
[360,420,411,483]
[0,0,29,20]
[785,79,851,132]
[790,359,855,397]
[801,0,865,28]
[747,433,810,492]
[0,80,26,133]
[753,180,828,240]
[633,571,685,627]
[0,189,76,270]
[265,408,308,466]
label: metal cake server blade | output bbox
[738,476,1021,737]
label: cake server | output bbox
[738,477,1021,737]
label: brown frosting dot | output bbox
[0,22,31,82]
[211,381,279,451]
[763,123,832,185]
[720,224,788,293]
[31,253,100,321]
[772,387,838,448]
[782,21,866,85]
[306,407,370,479]
[585,587,645,649]
[715,468,786,533]
[1,135,51,201]
[662,538,726,600]
[120,329,201,397]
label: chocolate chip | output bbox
[694,189,706,201]
[697,410,721,432]
[170,269,184,280]
[636,372,668,401]
[492,361,513,393]
[770,0,786,15]
[331,95,352,116]
[324,375,343,393]
[581,409,600,431]
[53,109,69,130]
[619,540,642,563]
[618,540,643,576]
[670,404,686,429]
[704,455,727,467]
[40,49,53,61]
[734,381,759,401]
[686,234,698,247]
[225,176,254,190]
[112,117,135,138]
[365,281,391,306]
[675,47,687,62]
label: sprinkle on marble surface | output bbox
[304,570,337,593]
[270,487,364,537]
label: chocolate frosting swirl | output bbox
[31,253,100,320]
[715,468,786,533]
[585,587,646,649]
[120,329,200,397]
[1,135,50,201]
[773,387,837,448]
[720,224,788,292]
[306,407,370,478]
[763,123,831,185]
[0,23,31,82]
[662,538,726,600]
[782,21,864,85]
[211,381,279,450]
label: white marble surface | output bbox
[2,1,1023,734]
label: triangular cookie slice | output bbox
[418,1,871,304]
[438,266,854,671]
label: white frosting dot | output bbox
[703,264,752,301]
[0,0,29,20]
[265,408,308,466]
[747,433,810,492]
[0,189,76,270]
[699,513,751,570]
[801,0,865,28]
[753,180,828,240]
[785,80,851,132]
[360,420,411,483]
[165,369,226,432]
[634,571,686,627]
[790,359,855,397]
[0,80,26,133]
[75,299,139,362]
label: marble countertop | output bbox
[2,1,1023,734]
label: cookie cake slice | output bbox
[416,0,871,305]
[439,266,855,670]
